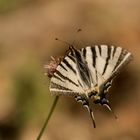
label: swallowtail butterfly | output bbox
[48,45,132,127]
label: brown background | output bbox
[0,0,139,140]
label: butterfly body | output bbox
[49,45,132,127]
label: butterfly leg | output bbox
[75,96,96,128]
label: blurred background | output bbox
[0,0,140,140]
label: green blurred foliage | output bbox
[13,60,52,123]
[0,0,35,13]
[0,0,21,13]
[1,57,53,139]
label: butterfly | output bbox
[49,45,132,127]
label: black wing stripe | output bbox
[63,59,76,74]
[59,63,67,71]
[55,70,79,87]
[51,82,73,91]
[67,55,76,63]
[91,46,98,82]
[53,74,64,82]
[83,48,87,58]
[78,80,83,88]
[112,46,117,57]
[102,46,111,75]
[74,48,83,62]
[91,47,96,68]
[98,45,101,56]
[74,48,91,87]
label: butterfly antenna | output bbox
[55,28,82,48]
[72,28,82,45]
[104,103,118,120]
[55,38,73,47]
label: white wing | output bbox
[81,45,132,88]
[50,49,88,96]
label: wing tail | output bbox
[75,96,96,128]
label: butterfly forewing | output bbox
[50,52,85,96]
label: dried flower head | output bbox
[44,56,63,78]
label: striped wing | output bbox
[50,48,86,96]
[50,45,132,96]
[81,45,132,87]
[49,45,132,128]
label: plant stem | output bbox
[36,96,59,140]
